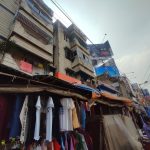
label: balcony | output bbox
[71,56,94,78]
[10,12,53,62]
[67,24,87,42]
[70,39,90,55]
[21,0,53,32]
[10,34,53,63]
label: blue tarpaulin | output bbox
[145,107,150,118]
[95,66,120,77]
[74,84,100,94]
[97,84,119,94]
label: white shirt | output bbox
[46,97,54,142]
[20,95,28,143]
[34,96,41,141]
[59,98,75,131]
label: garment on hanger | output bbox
[78,133,88,150]
[52,97,61,140]
[20,95,29,144]
[53,139,61,150]
[0,96,9,140]
[80,102,86,129]
[59,98,75,131]
[9,95,24,138]
[46,97,54,142]
[72,105,80,129]
[34,96,42,141]
[26,95,37,146]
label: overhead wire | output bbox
[49,0,124,82]
[49,0,109,63]
[142,64,150,82]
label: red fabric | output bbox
[20,60,33,73]
[47,141,53,150]
[71,134,78,149]
[55,72,81,84]
[53,139,61,150]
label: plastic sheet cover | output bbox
[103,115,143,150]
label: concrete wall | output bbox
[54,21,94,79]
[9,0,54,63]
[54,21,72,74]
[0,0,18,39]
[0,0,54,75]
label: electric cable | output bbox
[49,0,110,62]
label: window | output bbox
[27,0,52,23]
[40,11,52,23]
[64,31,68,41]
[76,36,87,49]
[66,69,75,77]
[32,4,39,14]
[83,54,86,59]
[74,51,77,57]
[64,47,74,62]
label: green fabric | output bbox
[76,133,84,150]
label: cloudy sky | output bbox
[44,0,150,90]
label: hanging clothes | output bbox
[72,105,80,129]
[140,116,150,139]
[26,95,37,146]
[80,102,86,129]
[144,106,150,118]
[9,95,24,138]
[78,133,88,150]
[47,141,54,150]
[74,101,81,122]
[20,95,29,144]
[46,97,54,142]
[52,97,61,140]
[53,139,61,150]
[34,96,41,141]
[75,132,84,150]
[59,98,75,131]
[0,95,9,140]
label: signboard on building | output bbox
[20,60,33,74]
[88,41,113,60]
[95,66,120,77]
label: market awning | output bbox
[100,91,132,106]
[74,84,101,99]
[97,83,119,94]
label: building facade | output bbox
[0,0,54,76]
[54,21,94,83]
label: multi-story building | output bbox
[88,41,120,78]
[88,41,113,66]
[53,21,95,83]
[0,0,55,76]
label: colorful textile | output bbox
[59,98,75,131]
[145,107,150,118]
[20,95,29,143]
[53,139,61,150]
[80,103,86,129]
[72,106,80,129]
[0,96,9,140]
[9,95,24,138]
[26,95,37,146]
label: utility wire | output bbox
[142,64,150,82]
[49,0,108,61]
